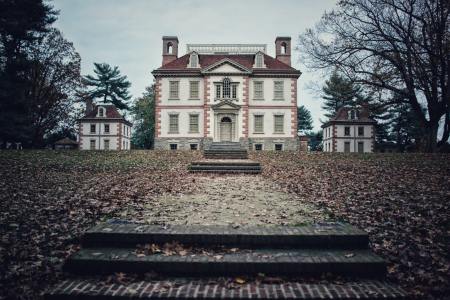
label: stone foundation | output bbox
[248,137,298,151]
[155,137,298,151]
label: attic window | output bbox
[189,52,199,68]
[98,107,106,117]
[255,53,263,68]
[348,110,358,120]
[167,42,173,54]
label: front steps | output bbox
[189,160,261,174]
[203,142,248,159]
[45,222,408,299]
[190,143,261,173]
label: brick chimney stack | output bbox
[275,36,291,66]
[162,36,178,66]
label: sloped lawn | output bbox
[1,150,448,299]
[252,152,450,299]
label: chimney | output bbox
[162,36,179,66]
[275,36,291,66]
[85,98,93,115]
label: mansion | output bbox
[152,36,301,150]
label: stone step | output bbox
[45,279,408,299]
[64,248,386,277]
[82,223,369,249]
[191,160,260,166]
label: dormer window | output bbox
[254,52,265,68]
[348,109,358,120]
[97,107,106,117]
[188,52,199,68]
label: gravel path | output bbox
[119,175,327,226]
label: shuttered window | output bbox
[169,81,179,99]
[274,81,284,99]
[254,81,264,99]
[189,114,199,133]
[274,115,284,133]
[254,115,264,133]
[169,114,179,133]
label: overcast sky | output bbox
[53,0,338,130]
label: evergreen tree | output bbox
[82,63,131,110]
[297,105,313,133]
[131,86,155,149]
[308,130,323,151]
[321,70,362,119]
[388,102,425,152]
[0,0,57,146]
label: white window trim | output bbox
[253,52,266,68]
[97,107,106,117]
[169,80,180,100]
[253,114,264,134]
[189,81,200,99]
[273,114,285,134]
[168,113,179,134]
[273,81,284,100]
[254,143,264,150]
[188,52,200,68]
[188,114,200,133]
[253,81,264,100]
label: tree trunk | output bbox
[437,111,449,148]
[421,123,439,152]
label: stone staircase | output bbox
[189,142,262,174]
[45,222,408,299]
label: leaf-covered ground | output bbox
[0,150,201,300]
[1,151,449,299]
[251,152,450,299]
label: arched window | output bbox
[349,110,357,120]
[281,42,287,54]
[167,42,173,54]
[223,78,231,98]
[255,53,263,68]
[189,52,199,68]
[97,107,105,117]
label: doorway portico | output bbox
[211,101,241,142]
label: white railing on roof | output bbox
[186,44,267,54]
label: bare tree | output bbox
[298,0,449,152]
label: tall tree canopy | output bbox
[82,63,131,110]
[0,0,58,146]
[299,0,450,152]
[321,70,362,119]
[131,85,155,149]
[297,105,313,133]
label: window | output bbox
[255,144,263,151]
[190,144,198,150]
[223,78,231,98]
[348,110,358,120]
[358,141,364,153]
[189,81,199,99]
[104,124,110,134]
[254,81,264,99]
[254,115,264,133]
[358,126,364,136]
[189,114,199,133]
[169,114,179,133]
[274,115,284,133]
[344,126,351,136]
[104,139,109,150]
[232,84,237,99]
[167,42,173,54]
[170,144,177,150]
[344,141,351,153]
[275,144,283,151]
[98,107,105,117]
[90,124,96,133]
[255,53,263,68]
[169,81,179,99]
[274,81,284,99]
[281,42,287,54]
[215,85,221,99]
[189,53,198,68]
[123,140,125,149]
[90,140,96,150]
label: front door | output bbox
[220,117,232,142]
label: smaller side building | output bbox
[322,105,376,153]
[54,137,78,150]
[78,104,132,150]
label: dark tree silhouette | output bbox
[297,105,313,133]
